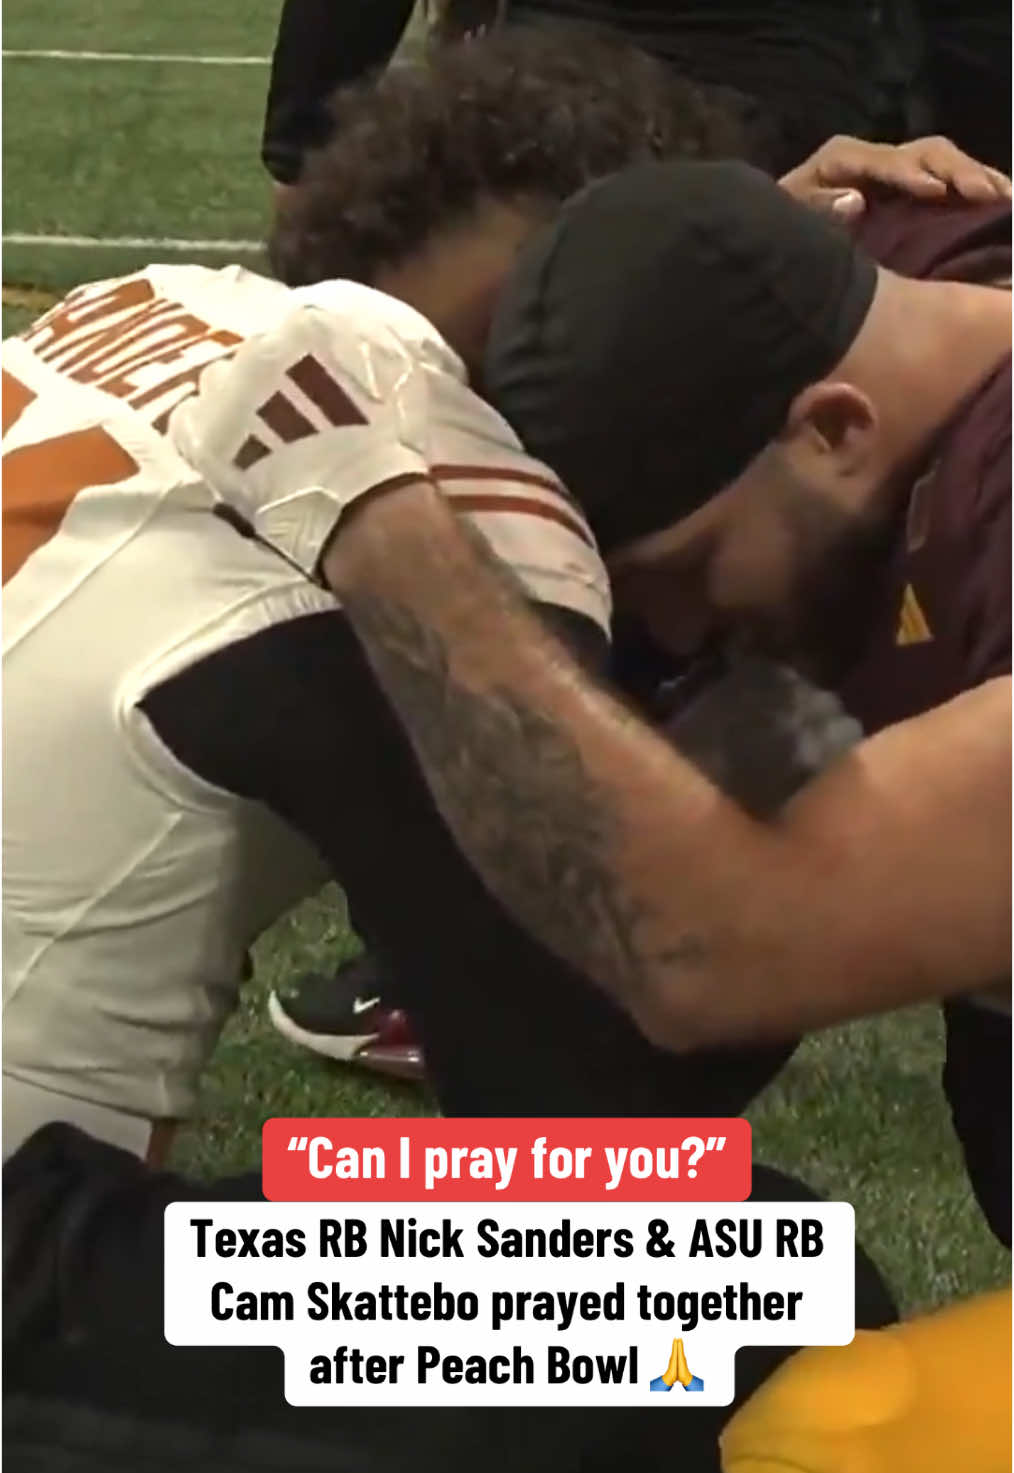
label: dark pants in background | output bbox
[920,0,1012,172]
[265,0,1010,190]
[943,1001,1012,1247]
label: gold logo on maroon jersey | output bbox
[895,583,933,646]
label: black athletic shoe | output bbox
[268,956,424,1083]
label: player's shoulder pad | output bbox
[291,279,466,381]
[422,363,613,639]
[166,286,440,485]
[169,282,457,447]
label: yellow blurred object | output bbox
[721,1287,1011,1473]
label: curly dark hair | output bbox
[269,25,779,287]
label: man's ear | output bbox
[779,380,877,477]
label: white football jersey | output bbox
[2,264,611,1156]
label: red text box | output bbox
[262,1118,750,1202]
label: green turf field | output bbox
[3,1,1008,1317]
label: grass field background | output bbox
[3,1,1008,1315]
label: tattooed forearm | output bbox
[325,484,1007,1042]
[326,485,872,1042]
[342,583,702,1010]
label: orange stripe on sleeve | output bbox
[430,461,582,508]
[443,489,596,548]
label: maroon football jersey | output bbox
[835,195,1011,734]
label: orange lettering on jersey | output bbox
[41,289,244,429]
[91,314,215,396]
[27,278,244,433]
[3,417,139,584]
[140,333,243,430]
[23,278,155,356]
[2,368,37,435]
[44,300,181,376]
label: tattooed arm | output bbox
[324,480,1011,1049]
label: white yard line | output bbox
[2,49,268,65]
[3,232,262,252]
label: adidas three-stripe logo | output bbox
[233,354,366,470]
[226,352,598,554]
